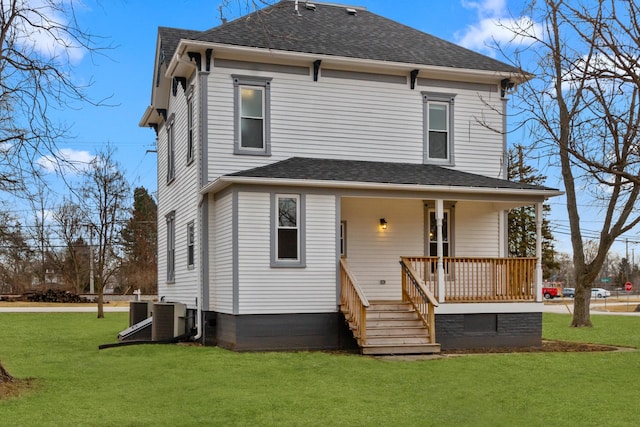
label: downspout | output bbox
[193,50,212,341]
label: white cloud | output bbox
[456,0,542,55]
[457,16,541,53]
[37,148,95,174]
[13,0,87,64]
[461,0,507,18]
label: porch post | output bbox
[535,202,543,302]
[436,199,445,302]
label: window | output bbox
[187,95,194,164]
[166,212,175,282]
[233,75,272,155]
[166,118,175,182]
[187,221,195,268]
[423,92,455,164]
[271,193,305,267]
[340,221,347,257]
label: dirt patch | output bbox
[0,364,37,400]
[0,378,37,400]
[442,340,628,355]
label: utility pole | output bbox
[89,229,95,294]
[626,238,630,280]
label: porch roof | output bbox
[202,157,562,200]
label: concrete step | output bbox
[361,343,441,355]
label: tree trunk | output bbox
[97,281,104,319]
[0,362,14,383]
[571,278,593,327]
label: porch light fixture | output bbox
[379,218,387,230]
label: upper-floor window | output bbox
[187,94,195,164]
[166,117,175,182]
[423,92,456,165]
[233,75,272,156]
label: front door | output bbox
[427,208,450,257]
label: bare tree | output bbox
[51,201,90,293]
[217,0,274,23]
[80,147,129,318]
[509,0,640,326]
[0,0,107,190]
[0,213,32,293]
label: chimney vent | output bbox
[306,3,317,11]
[346,8,357,15]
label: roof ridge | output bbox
[283,0,368,10]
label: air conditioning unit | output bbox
[152,302,186,341]
[129,301,152,326]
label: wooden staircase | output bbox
[344,301,441,355]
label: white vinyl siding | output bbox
[453,201,501,257]
[212,193,233,313]
[207,67,504,180]
[341,198,424,301]
[236,192,336,314]
[156,76,200,306]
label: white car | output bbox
[591,288,611,298]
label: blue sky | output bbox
[16,0,625,257]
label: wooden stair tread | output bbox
[343,300,440,355]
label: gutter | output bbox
[169,40,532,85]
[200,176,564,199]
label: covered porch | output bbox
[339,194,547,354]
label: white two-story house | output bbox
[140,0,560,354]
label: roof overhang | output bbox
[168,40,532,85]
[201,175,562,203]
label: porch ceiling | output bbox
[202,157,562,201]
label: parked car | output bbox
[543,286,561,299]
[562,287,575,298]
[591,288,611,298]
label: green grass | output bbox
[1,312,640,426]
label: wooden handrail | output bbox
[340,258,369,344]
[400,259,438,343]
[340,258,369,307]
[400,259,439,307]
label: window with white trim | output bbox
[233,75,272,155]
[166,212,175,282]
[423,92,456,164]
[340,221,347,257]
[166,118,175,182]
[187,94,194,164]
[187,221,195,268]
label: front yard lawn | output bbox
[1,312,638,426]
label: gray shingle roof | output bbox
[226,157,556,191]
[158,27,202,64]
[159,1,521,74]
